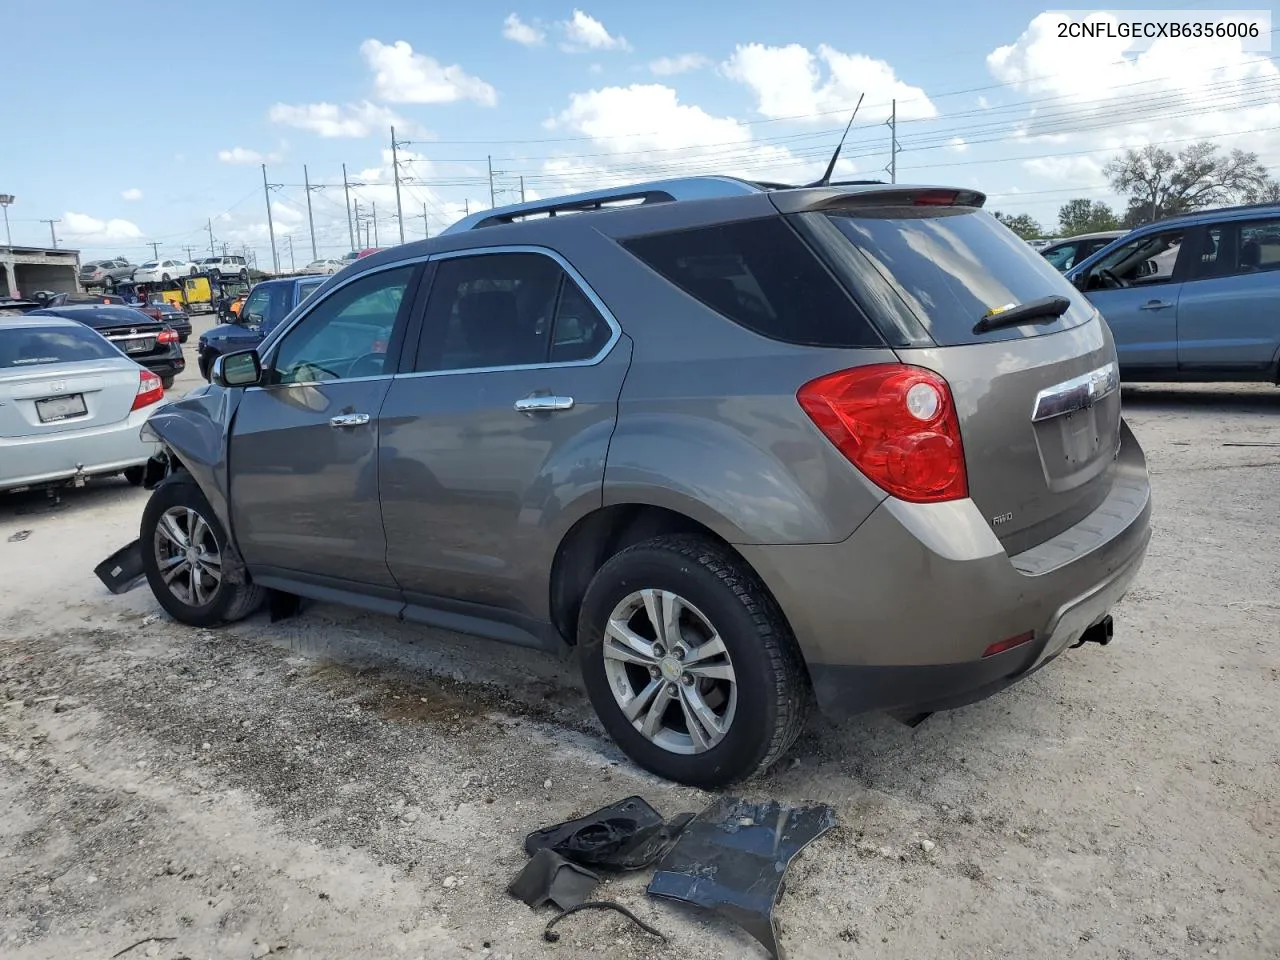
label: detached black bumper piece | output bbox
[95,539,145,594]
[647,797,837,960]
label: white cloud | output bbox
[977,95,991,109]
[360,39,496,106]
[723,43,936,123]
[560,10,629,53]
[218,146,283,164]
[987,12,1280,162]
[121,188,143,201]
[503,13,544,46]
[268,101,419,139]
[536,83,843,197]
[61,212,143,244]
[650,53,709,76]
[947,137,969,153]
[1022,155,1106,183]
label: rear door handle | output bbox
[330,413,371,428]
[1139,300,1174,311]
[514,395,574,414]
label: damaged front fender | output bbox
[140,383,243,547]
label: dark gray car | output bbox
[114,177,1152,787]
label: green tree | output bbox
[992,211,1043,240]
[1057,198,1121,236]
[1105,141,1273,227]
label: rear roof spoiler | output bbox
[769,185,987,214]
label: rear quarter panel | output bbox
[541,219,893,545]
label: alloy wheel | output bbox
[602,589,738,755]
[153,506,222,607]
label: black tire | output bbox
[161,376,175,390]
[577,534,810,789]
[239,269,249,281]
[189,267,197,276]
[161,273,171,282]
[140,473,265,628]
[178,333,189,344]
[123,465,145,486]
[104,278,115,292]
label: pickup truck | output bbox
[195,274,326,379]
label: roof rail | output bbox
[439,176,768,235]
[1152,199,1280,225]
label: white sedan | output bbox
[131,258,199,284]
[1,316,166,492]
[302,258,346,276]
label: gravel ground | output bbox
[1,327,1277,960]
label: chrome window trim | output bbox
[1030,361,1119,423]
[395,244,622,381]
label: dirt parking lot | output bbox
[2,316,1278,960]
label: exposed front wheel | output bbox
[140,475,265,627]
[577,534,810,788]
[161,376,175,390]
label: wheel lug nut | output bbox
[649,666,660,679]
[653,645,665,658]
[673,647,685,661]
[681,674,695,686]
[666,683,678,696]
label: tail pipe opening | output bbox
[1070,614,1114,649]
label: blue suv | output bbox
[1067,203,1280,383]
[196,275,326,379]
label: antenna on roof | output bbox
[808,93,864,188]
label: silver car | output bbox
[102,176,1152,787]
[1,317,166,492]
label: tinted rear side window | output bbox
[827,208,1096,346]
[621,217,880,348]
[1,326,119,368]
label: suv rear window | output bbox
[1,326,118,368]
[825,208,1095,346]
[621,217,880,348]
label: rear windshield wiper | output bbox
[973,295,1071,334]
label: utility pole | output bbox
[353,199,361,248]
[148,241,162,259]
[261,163,279,273]
[372,201,379,247]
[207,218,216,257]
[304,164,318,260]
[884,99,900,184]
[391,126,405,244]
[183,244,196,261]
[40,218,61,248]
[488,156,496,208]
[421,202,429,238]
[342,163,355,253]
[0,194,13,249]
[465,199,470,216]
[284,235,295,272]
[520,176,526,203]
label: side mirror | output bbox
[211,350,262,388]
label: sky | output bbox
[2,1,1277,269]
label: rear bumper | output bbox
[737,419,1152,719]
[139,351,186,379]
[0,407,161,491]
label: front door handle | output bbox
[514,395,575,414]
[330,413,371,428]
[1139,300,1173,311]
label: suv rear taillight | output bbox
[132,370,164,410]
[157,328,179,344]
[797,364,968,503]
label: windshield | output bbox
[825,207,1096,345]
[1,326,119,368]
[140,261,158,269]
